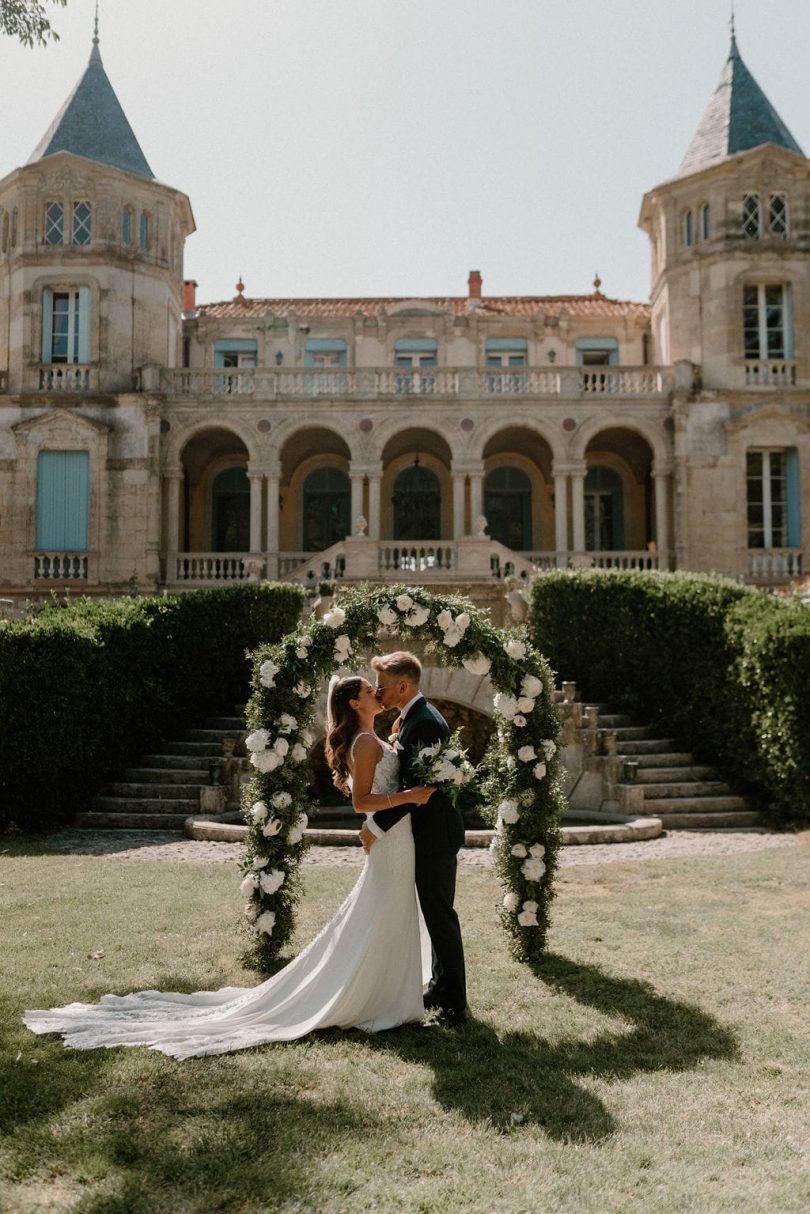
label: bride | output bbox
[24,675,436,1058]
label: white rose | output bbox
[510,843,528,858]
[419,742,441,759]
[251,855,269,869]
[513,715,527,728]
[462,653,491,676]
[323,606,346,629]
[256,911,276,936]
[517,745,536,762]
[287,812,309,844]
[250,801,269,822]
[522,900,539,913]
[273,737,289,757]
[239,873,259,896]
[259,868,286,896]
[290,743,308,763]
[261,817,282,838]
[517,697,535,714]
[405,604,430,627]
[245,728,269,753]
[271,791,292,809]
[503,892,521,912]
[521,857,546,881]
[455,612,471,632]
[396,594,413,612]
[493,693,518,720]
[442,625,463,648]
[542,739,557,760]
[529,843,545,858]
[521,674,543,698]
[333,634,352,655]
[436,609,453,631]
[295,646,309,660]
[504,639,526,661]
[533,762,547,781]
[293,681,311,699]
[259,659,278,688]
[517,909,538,927]
[278,713,297,733]
[377,606,398,626]
[251,750,282,772]
[497,799,520,825]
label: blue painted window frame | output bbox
[576,337,619,367]
[36,450,89,551]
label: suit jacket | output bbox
[371,696,456,839]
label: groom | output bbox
[360,650,467,1027]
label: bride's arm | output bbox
[349,735,434,814]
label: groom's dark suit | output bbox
[370,696,467,1015]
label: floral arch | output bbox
[239,585,565,972]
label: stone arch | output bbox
[582,426,657,552]
[471,414,564,466]
[179,426,252,552]
[379,427,454,540]
[481,425,557,553]
[570,415,670,468]
[278,426,353,553]
[164,415,260,469]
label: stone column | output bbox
[248,470,263,553]
[553,468,569,567]
[349,470,365,531]
[451,469,466,538]
[367,473,382,540]
[571,465,586,553]
[165,467,183,555]
[265,467,280,579]
[469,471,484,530]
[653,466,671,570]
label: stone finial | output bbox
[474,514,488,537]
[234,276,245,301]
[593,271,603,296]
[355,515,368,537]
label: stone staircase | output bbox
[77,714,245,831]
[601,712,758,829]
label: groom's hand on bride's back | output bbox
[409,786,436,805]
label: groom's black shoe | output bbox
[423,1007,466,1029]
[423,991,441,1012]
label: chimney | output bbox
[183,279,198,314]
[468,269,482,301]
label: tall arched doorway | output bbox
[485,466,532,550]
[585,465,624,551]
[302,466,350,551]
[212,466,250,551]
[393,463,441,539]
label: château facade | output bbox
[0,30,808,604]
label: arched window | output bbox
[585,465,625,551]
[701,203,711,241]
[484,466,532,551]
[122,206,133,245]
[392,463,441,540]
[302,466,350,552]
[211,466,250,552]
[683,209,694,247]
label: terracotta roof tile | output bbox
[197,294,651,321]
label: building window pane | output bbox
[45,201,64,245]
[701,204,711,240]
[742,284,791,360]
[747,450,792,548]
[72,201,91,245]
[742,193,761,239]
[45,289,88,364]
[768,193,789,238]
[139,212,149,250]
[122,206,133,244]
[683,210,694,246]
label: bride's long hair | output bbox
[324,676,364,795]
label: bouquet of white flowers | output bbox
[410,730,476,806]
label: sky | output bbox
[2,0,809,306]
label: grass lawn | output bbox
[1,836,808,1214]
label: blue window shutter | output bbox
[485,338,528,352]
[42,288,54,362]
[36,451,89,551]
[576,337,619,366]
[214,339,258,368]
[395,338,437,353]
[786,447,800,547]
[77,287,91,364]
[304,339,347,367]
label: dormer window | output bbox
[45,201,64,245]
[768,193,789,238]
[683,210,694,247]
[742,193,761,239]
[72,201,91,246]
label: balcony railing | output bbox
[581,550,660,571]
[38,365,95,393]
[169,553,261,584]
[34,551,90,579]
[744,360,797,388]
[378,544,456,575]
[156,365,672,402]
[747,549,802,581]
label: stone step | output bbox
[123,768,209,785]
[635,765,714,783]
[626,752,694,768]
[183,728,236,742]
[644,795,750,813]
[205,716,246,730]
[640,781,733,800]
[76,811,190,831]
[610,725,653,741]
[140,754,211,771]
[594,713,633,728]
[160,741,223,757]
[658,810,760,830]
[90,796,199,814]
[616,738,676,754]
[101,782,205,800]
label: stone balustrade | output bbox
[169,552,261,584]
[747,548,802,581]
[34,552,90,580]
[744,359,797,387]
[37,365,96,393]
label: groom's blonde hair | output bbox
[371,651,422,685]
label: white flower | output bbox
[405,604,430,627]
[462,652,491,676]
[278,713,298,733]
[418,742,441,760]
[251,750,282,773]
[517,745,536,762]
[256,910,276,936]
[442,625,464,648]
[497,799,520,825]
[493,692,519,720]
[333,634,352,655]
[521,856,546,881]
[517,909,539,927]
[271,791,292,809]
[244,902,259,922]
[513,715,527,728]
[436,609,454,631]
[519,789,535,807]
[510,843,528,858]
[377,606,398,626]
[323,606,346,629]
[456,612,471,632]
[250,801,269,822]
[245,728,270,753]
[533,762,547,781]
[396,594,414,612]
[293,681,311,699]
[521,674,543,698]
[290,743,308,763]
[261,817,282,838]
[529,843,545,858]
[517,697,535,714]
[273,736,289,757]
[504,639,526,661]
[295,646,309,660]
[239,873,259,897]
[287,812,308,844]
[259,868,286,896]
[251,855,270,869]
[523,899,539,913]
[503,892,521,912]
[542,739,557,761]
[259,659,278,688]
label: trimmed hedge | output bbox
[0,584,304,834]
[530,569,810,826]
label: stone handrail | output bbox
[744,360,797,387]
[38,365,96,393]
[34,551,90,580]
[747,549,802,580]
[168,553,263,584]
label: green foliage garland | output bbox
[240,584,565,972]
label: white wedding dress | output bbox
[24,735,430,1058]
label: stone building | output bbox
[0,29,807,604]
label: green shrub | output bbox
[0,583,304,834]
[530,569,809,826]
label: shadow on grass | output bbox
[361,952,740,1142]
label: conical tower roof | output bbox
[27,27,153,179]
[679,35,803,176]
